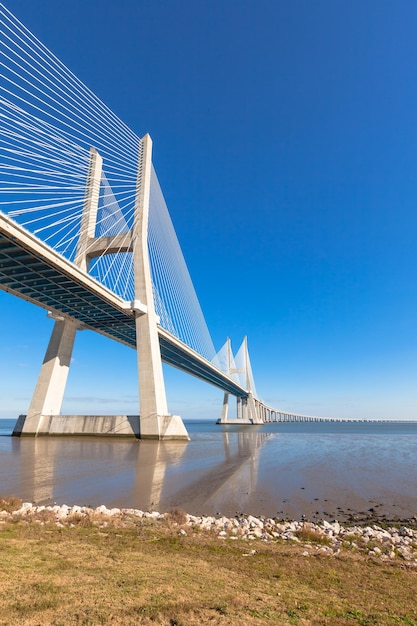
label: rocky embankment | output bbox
[2,502,417,564]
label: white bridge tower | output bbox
[14,135,189,440]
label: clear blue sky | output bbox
[1,0,417,420]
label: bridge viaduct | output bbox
[0,4,370,439]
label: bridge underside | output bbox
[0,227,136,343]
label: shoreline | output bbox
[2,498,417,564]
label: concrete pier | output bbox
[13,415,140,437]
[12,414,190,439]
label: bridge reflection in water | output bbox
[4,429,271,515]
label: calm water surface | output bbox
[1,418,417,522]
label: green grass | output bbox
[0,513,417,625]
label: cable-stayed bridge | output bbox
[0,4,337,439]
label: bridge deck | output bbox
[0,213,247,398]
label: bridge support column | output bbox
[247,393,262,424]
[133,135,188,440]
[237,396,243,419]
[14,317,77,435]
[242,397,248,421]
[220,392,229,422]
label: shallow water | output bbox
[1,419,417,522]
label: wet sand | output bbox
[1,421,417,526]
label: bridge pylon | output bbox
[132,135,188,439]
[217,337,263,425]
[14,136,189,440]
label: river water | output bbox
[1,419,417,523]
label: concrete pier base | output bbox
[141,415,190,440]
[13,414,189,440]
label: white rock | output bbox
[57,505,69,519]
[96,505,110,515]
[247,515,263,528]
[108,508,121,516]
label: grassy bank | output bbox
[0,503,417,625]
